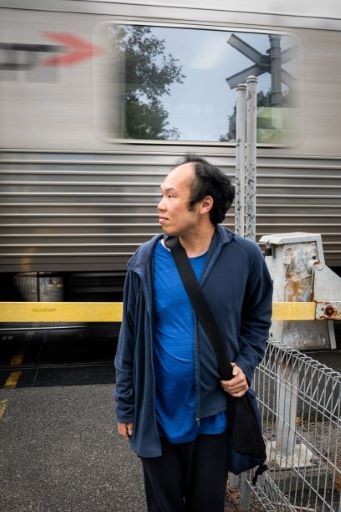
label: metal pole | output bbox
[269,35,282,107]
[235,83,247,236]
[240,472,251,511]
[237,78,257,512]
[229,474,239,489]
[245,76,257,241]
[276,361,298,457]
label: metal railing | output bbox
[244,341,341,512]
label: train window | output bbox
[106,25,297,144]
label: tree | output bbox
[109,25,185,140]
[219,89,294,142]
[219,105,237,142]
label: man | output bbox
[114,154,272,512]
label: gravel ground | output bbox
[0,384,146,512]
[0,382,264,512]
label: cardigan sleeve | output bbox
[234,244,273,385]
[114,268,137,423]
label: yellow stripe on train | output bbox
[0,301,316,322]
[0,302,123,323]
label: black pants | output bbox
[140,431,229,512]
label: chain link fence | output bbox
[242,342,340,512]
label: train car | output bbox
[1,0,341,300]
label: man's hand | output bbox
[117,422,134,440]
[220,363,248,397]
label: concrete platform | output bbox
[0,384,146,512]
[0,382,251,512]
[0,324,340,512]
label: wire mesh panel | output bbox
[249,342,341,512]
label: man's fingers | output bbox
[220,381,248,397]
[231,362,238,376]
[220,364,248,397]
[117,423,128,440]
[221,374,245,389]
[117,422,134,440]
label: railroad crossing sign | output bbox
[226,34,295,106]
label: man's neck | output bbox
[178,224,215,257]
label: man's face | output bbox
[158,162,201,236]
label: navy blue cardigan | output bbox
[114,226,273,457]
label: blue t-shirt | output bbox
[153,240,226,443]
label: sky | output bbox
[151,27,279,141]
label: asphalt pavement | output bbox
[0,323,340,512]
[0,383,146,512]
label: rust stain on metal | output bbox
[283,245,316,302]
[284,277,313,302]
[318,303,337,319]
[324,305,336,317]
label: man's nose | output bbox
[158,196,166,211]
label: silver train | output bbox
[1,0,341,297]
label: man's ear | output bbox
[200,195,213,214]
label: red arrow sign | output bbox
[41,32,103,66]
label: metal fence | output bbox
[243,341,341,512]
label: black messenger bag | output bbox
[166,236,267,484]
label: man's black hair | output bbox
[176,153,235,225]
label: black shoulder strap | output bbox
[165,236,233,380]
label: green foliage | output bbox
[219,89,294,142]
[110,25,184,140]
